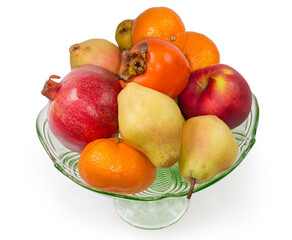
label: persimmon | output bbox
[78,138,156,195]
[119,38,190,98]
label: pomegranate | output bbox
[41,65,122,153]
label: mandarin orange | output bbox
[131,7,186,51]
[78,138,156,195]
[183,31,220,72]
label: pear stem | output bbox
[187,178,196,199]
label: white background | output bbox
[1,0,291,239]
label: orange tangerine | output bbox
[183,31,220,72]
[78,138,156,195]
[131,7,186,51]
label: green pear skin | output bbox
[179,115,239,184]
[118,83,184,168]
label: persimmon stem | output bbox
[119,43,148,81]
[187,178,196,199]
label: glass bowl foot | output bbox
[113,197,190,230]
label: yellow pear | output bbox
[118,83,184,168]
[179,115,239,198]
[69,38,121,75]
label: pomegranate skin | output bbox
[46,65,122,153]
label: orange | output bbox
[183,31,220,72]
[78,138,156,195]
[131,7,186,51]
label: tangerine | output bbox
[131,7,186,51]
[183,31,220,72]
[78,138,156,195]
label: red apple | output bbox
[178,64,252,129]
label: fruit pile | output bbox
[41,7,252,199]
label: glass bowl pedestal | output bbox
[36,94,259,229]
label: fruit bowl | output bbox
[36,93,259,229]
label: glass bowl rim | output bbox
[36,94,259,201]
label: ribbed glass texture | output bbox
[36,94,259,201]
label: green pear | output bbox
[179,115,239,199]
[115,19,134,51]
[118,83,184,168]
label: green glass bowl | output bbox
[36,94,259,229]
